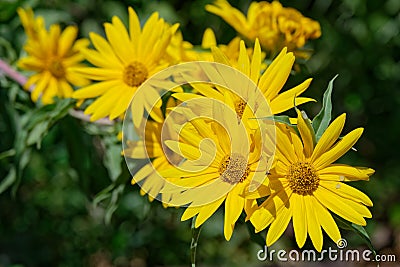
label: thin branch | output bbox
[68,109,114,126]
[0,58,114,126]
[0,58,27,87]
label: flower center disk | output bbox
[123,61,148,87]
[235,99,247,119]
[287,162,319,195]
[219,153,250,184]
[48,60,65,78]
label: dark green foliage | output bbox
[0,0,399,266]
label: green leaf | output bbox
[103,136,123,182]
[333,214,376,256]
[0,149,15,160]
[0,0,21,22]
[12,149,31,197]
[26,120,50,148]
[0,167,16,194]
[104,184,125,224]
[312,75,338,141]
[25,98,75,148]
[92,161,130,224]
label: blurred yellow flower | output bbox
[165,27,265,69]
[199,28,266,67]
[18,8,90,104]
[164,30,197,64]
[72,7,178,121]
[249,111,374,251]
[206,0,321,58]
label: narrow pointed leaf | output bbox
[312,75,338,141]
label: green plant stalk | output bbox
[190,217,202,267]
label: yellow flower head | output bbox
[174,39,314,116]
[159,95,271,241]
[124,98,182,205]
[206,0,321,57]
[249,111,374,251]
[18,8,90,104]
[72,7,179,121]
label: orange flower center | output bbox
[48,60,65,78]
[219,153,250,184]
[234,99,247,119]
[287,162,319,195]
[123,61,148,87]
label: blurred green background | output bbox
[0,0,399,266]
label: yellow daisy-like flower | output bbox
[72,7,178,121]
[206,0,321,57]
[125,121,177,204]
[249,111,374,251]
[17,9,90,104]
[174,39,314,116]
[124,98,182,204]
[160,96,270,241]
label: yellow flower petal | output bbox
[313,196,341,244]
[291,193,307,248]
[318,164,371,181]
[304,195,323,252]
[311,114,346,162]
[196,196,226,228]
[202,28,217,48]
[314,187,366,226]
[72,80,120,99]
[296,109,314,158]
[250,39,261,84]
[266,196,292,246]
[313,128,364,170]
[58,26,78,57]
[224,186,244,240]
[237,40,250,77]
[320,181,373,206]
[181,206,200,222]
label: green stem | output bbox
[190,217,202,267]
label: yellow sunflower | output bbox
[17,8,90,104]
[173,39,314,116]
[206,0,321,57]
[159,95,271,240]
[72,7,178,122]
[248,110,374,251]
